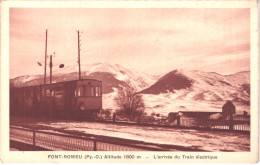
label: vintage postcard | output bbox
[0,0,259,163]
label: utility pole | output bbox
[50,55,53,85]
[77,30,82,80]
[44,29,48,86]
[43,29,48,99]
[49,55,53,118]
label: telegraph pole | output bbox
[43,29,48,99]
[44,29,48,86]
[50,55,53,85]
[49,55,53,118]
[77,30,82,80]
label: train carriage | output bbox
[10,79,102,120]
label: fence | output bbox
[10,127,165,151]
[99,114,250,133]
[178,116,250,132]
[179,118,250,131]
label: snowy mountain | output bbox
[225,71,250,85]
[10,64,250,116]
[141,69,250,115]
[10,75,43,87]
[54,63,158,89]
[10,63,159,93]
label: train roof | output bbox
[11,78,102,89]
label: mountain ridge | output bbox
[10,63,250,115]
[10,63,159,93]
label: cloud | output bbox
[9,8,250,78]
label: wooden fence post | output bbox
[93,140,97,151]
[229,114,233,130]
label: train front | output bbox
[75,79,102,120]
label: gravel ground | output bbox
[10,116,250,152]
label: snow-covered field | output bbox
[103,90,249,116]
[35,121,250,152]
[142,92,249,116]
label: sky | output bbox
[10,8,250,78]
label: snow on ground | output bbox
[103,89,249,116]
[36,121,250,151]
[142,92,249,116]
[102,88,118,111]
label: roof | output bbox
[11,78,102,89]
[222,100,235,109]
[178,111,220,118]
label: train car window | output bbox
[99,86,102,96]
[91,87,95,96]
[94,87,97,96]
[55,88,63,98]
[46,89,55,97]
[95,86,101,97]
[46,89,51,96]
[77,86,84,97]
[74,89,77,97]
[85,86,99,97]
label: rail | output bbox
[10,127,165,151]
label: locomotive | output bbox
[10,79,102,120]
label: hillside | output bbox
[141,70,193,94]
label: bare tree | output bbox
[114,81,145,121]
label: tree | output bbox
[114,81,145,121]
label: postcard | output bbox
[1,0,259,163]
